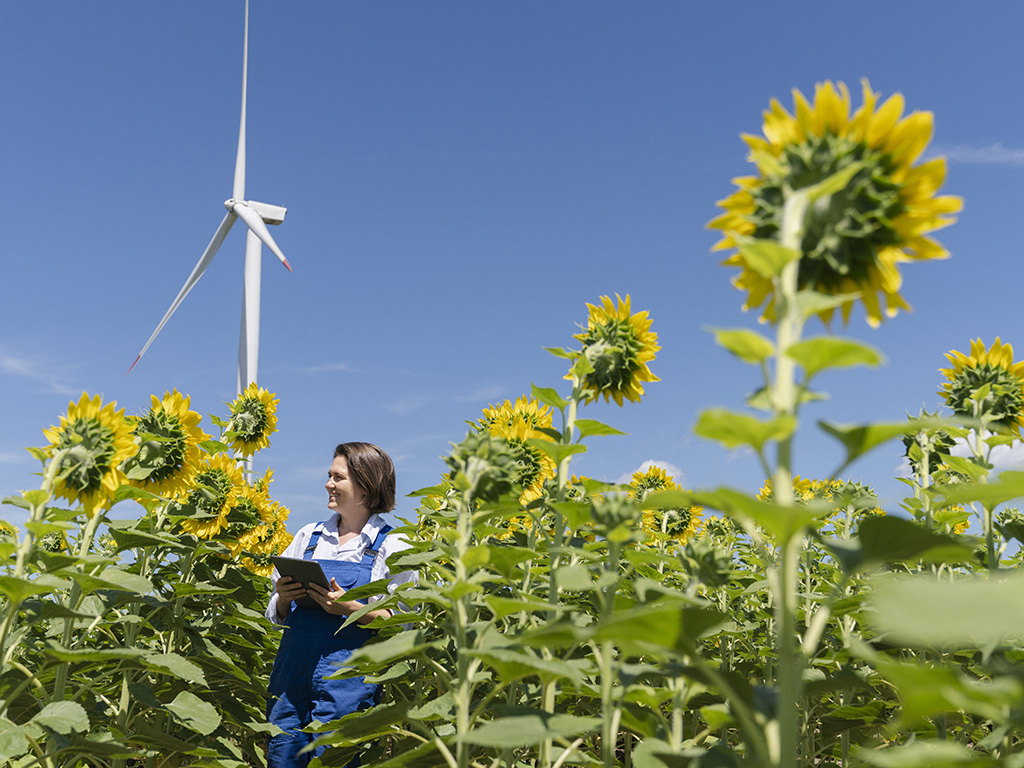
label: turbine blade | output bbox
[127,212,237,374]
[233,202,292,272]
[233,0,249,202]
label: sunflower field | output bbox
[7,80,1024,768]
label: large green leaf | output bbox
[469,648,588,685]
[0,573,68,604]
[734,236,800,279]
[460,710,600,747]
[785,337,883,379]
[933,471,1024,507]
[875,657,1023,725]
[855,740,996,767]
[32,701,89,734]
[62,568,152,596]
[574,418,627,438]
[0,720,28,761]
[837,516,975,572]
[165,691,220,735]
[695,409,795,451]
[871,571,1024,648]
[532,382,570,410]
[527,439,587,465]
[819,417,955,473]
[710,327,775,364]
[142,652,207,685]
[663,487,822,544]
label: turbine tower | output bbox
[129,0,290,397]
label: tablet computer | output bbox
[271,556,331,610]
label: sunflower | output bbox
[629,465,680,499]
[710,79,961,326]
[939,337,1024,435]
[177,453,244,539]
[0,519,17,538]
[123,390,209,499]
[573,294,660,406]
[226,384,279,458]
[43,393,135,517]
[640,503,705,545]
[478,396,557,503]
[632,465,704,545]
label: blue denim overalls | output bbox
[267,521,393,767]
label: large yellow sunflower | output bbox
[43,393,135,517]
[177,453,244,539]
[226,384,279,458]
[710,80,961,326]
[573,294,660,406]
[123,390,209,499]
[939,337,1024,435]
[479,396,557,503]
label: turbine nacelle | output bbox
[225,199,287,226]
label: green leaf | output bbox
[934,471,1024,507]
[875,657,1023,725]
[795,290,860,322]
[695,409,795,451]
[819,417,954,473]
[871,571,1024,648]
[735,236,800,279]
[461,710,600,747]
[710,327,775,364]
[527,439,587,465]
[0,720,28,761]
[485,594,559,619]
[0,573,67,604]
[549,501,592,529]
[785,337,883,379]
[532,383,569,410]
[593,603,727,656]
[32,701,89,734]
[687,487,823,543]
[142,652,207,685]
[842,516,974,572]
[165,692,220,736]
[574,418,626,438]
[469,648,586,685]
[63,568,152,596]
[855,740,996,767]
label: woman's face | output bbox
[325,455,366,513]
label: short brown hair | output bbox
[333,442,395,516]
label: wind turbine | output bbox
[129,0,290,397]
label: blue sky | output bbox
[3,2,1023,532]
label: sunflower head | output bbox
[446,430,523,503]
[629,464,681,500]
[939,338,1024,435]
[710,79,961,326]
[641,503,705,546]
[902,410,956,477]
[176,452,244,539]
[123,390,209,499]
[572,294,660,406]
[225,384,279,458]
[478,396,557,504]
[43,393,135,517]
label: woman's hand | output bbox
[274,576,307,619]
[307,577,361,616]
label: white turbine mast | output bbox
[129,0,290,398]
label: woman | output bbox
[266,442,413,767]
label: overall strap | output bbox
[360,524,393,567]
[302,523,329,560]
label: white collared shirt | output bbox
[265,511,414,625]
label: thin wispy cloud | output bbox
[454,385,507,404]
[931,143,1024,167]
[0,350,77,395]
[383,394,435,415]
